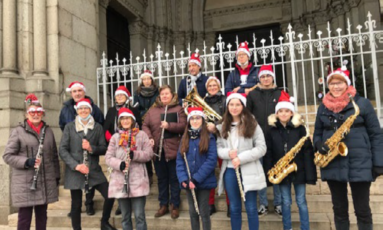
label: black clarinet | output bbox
[30,126,47,190]
[122,130,132,194]
[83,135,90,194]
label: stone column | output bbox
[1,0,17,74]
[32,0,48,77]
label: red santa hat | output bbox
[74,98,92,112]
[275,90,295,114]
[118,107,136,121]
[115,85,131,98]
[139,70,154,84]
[66,81,86,92]
[187,107,206,121]
[258,65,276,82]
[326,66,351,86]
[189,53,201,67]
[205,76,221,90]
[226,92,247,106]
[236,42,251,58]
[25,93,40,104]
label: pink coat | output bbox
[105,130,154,198]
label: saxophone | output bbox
[268,124,310,184]
[314,94,359,168]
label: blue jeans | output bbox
[224,168,259,230]
[118,196,147,230]
[280,183,310,230]
[258,184,281,207]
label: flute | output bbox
[122,129,132,194]
[30,126,46,190]
[183,152,200,215]
[157,105,168,161]
[227,131,246,202]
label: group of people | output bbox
[3,41,383,230]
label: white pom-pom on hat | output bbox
[289,96,295,103]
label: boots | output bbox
[155,205,169,218]
[101,221,117,230]
[357,222,373,230]
[86,204,95,216]
[209,204,216,216]
[171,205,180,219]
[335,221,350,230]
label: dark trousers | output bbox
[84,187,95,206]
[153,153,180,208]
[18,204,48,230]
[187,189,211,230]
[327,181,372,226]
[70,182,115,230]
[146,161,153,178]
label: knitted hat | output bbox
[326,66,351,86]
[115,85,131,98]
[74,98,92,112]
[226,92,247,106]
[236,42,251,58]
[189,53,201,67]
[66,81,86,92]
[205,76,221,90]
[187,107,206,121]
[258,65,275,82]
[118,107,136,121]
[275,90,295,113]
[139,70,154,84]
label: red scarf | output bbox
[322,86,357,113]
[27,120,43,134]
[236,63,252,76]
[119,128,139,151]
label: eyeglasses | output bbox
[259,75,273,79]
[329,81,346,87]
[28,108,44,116]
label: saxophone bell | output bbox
[338,142,348,157]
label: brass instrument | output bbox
[268,124,310,184]
[248,84,259,92]
[228,131,246,202]
[314,94,359,168]
[183,152,200,215]
[183,86,222,122]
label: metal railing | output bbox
[97,12,383,125]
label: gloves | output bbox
[120,161,126,171]
[315,141,330,155]
[372,166,383,179]
[25,158,36,168]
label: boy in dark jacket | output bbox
[264,91,317,230]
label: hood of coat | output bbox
[268,113,303,128]
[154,93,180,108]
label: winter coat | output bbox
[216,124,267,195]
[177,74,208,105]
[264,114,317,186]
[105,131,154,198]
[142,94,187,160]
[59,120,107,190]
[133,88,159,118]
[225,64,259,94]
[103,104,142,138]
[3,121,60,208]
[204,92,226,120]
[59,96,104,131]
[176,134,218,190]
[246,85,282,136]
[313,94,383,182]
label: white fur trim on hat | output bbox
[118,112,136,121]
[115,90,129,98]
[66,83,86,92]
[258,70,276,82]
[189,59,201,67]
[326,66,351,86]
[74,102,92,112]
[187,110,206,121]
[205,77,221,89]
[275,101,295,114]
[226,93,247,106]
[236,49,251,58]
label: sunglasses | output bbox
[27,108,44,116]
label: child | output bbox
[176,107,218,230]
[264,91,317,230]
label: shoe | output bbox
[154,205,169,218]
[86,205,95,216]
[67,211,71,218]
[101,221,117,230]
[227,205,230,218]
[209,204,216,216]
[258,205,268,216]
[171,206,180,219]
[115,206,121,215]
[274,205,282,217]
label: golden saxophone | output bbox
[314,94,359,168]
[268,123,310,184]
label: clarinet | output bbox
[122,130,132,194]
[30,126,47,190]
[157,105,168,161]
[83,132,91,194]
[228,131,246,202]
[183,152,200,215]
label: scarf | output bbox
[27,120,43,134]
[187,73,201,94]
[119,128,139,151]
[322,86,357,113]
[75,115,95,134]
[188,127,201,139]
[140,85,157,98]
[236,63,252,85]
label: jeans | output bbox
[18,204,47,230]
[224,168,259,230]
[118,196,147,230]
[280,183,310,230]
[153,152,180,208]
[186,189,211,230]
[327,180,372,229]
[70,182,115,230]
[258,184,281,207]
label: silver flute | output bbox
[228,131,246,202]
[183,152,200,215]
[30,126,46,190]
[157,105,168,161]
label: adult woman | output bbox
[3,94,60,230]
[59,98,117,230]
[133,70,159,118]
[142,85,187,219]
[176,107,217,230]
[313,67,383,230]
[216,92,267,230]
[105,108,153,230]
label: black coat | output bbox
[177,74,208,105]
[133,88,159,118]
[204,92,226,121]
[103,104,142,137]
[264,114,317,185]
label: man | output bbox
[177,53,208,105]
[246,65,283,217]
[59,81,104,217]
[225,42,259,95]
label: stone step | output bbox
[0,227,99,230]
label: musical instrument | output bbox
[268,124,310,184]
[122,129,132,194]
[83,128,91,194]
[156,105,168,161]
[227,131,246,202]
[30,126,47,190]
[314,94,359,168]
[183,152,200,215]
